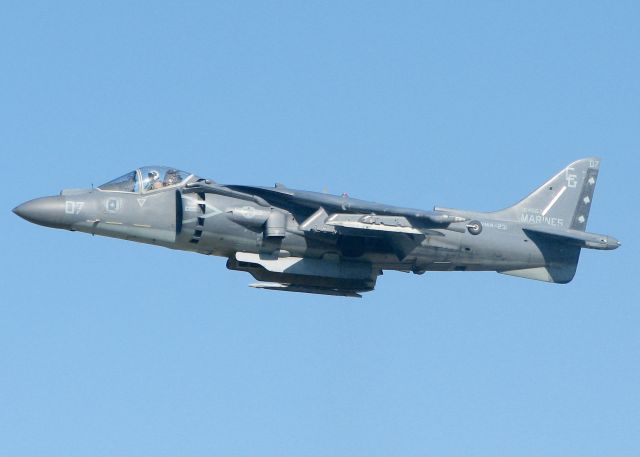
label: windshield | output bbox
[139,166,191,192]
[98,171,139,192]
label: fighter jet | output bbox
[13,158,619,297]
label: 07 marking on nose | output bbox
[65,201,84,215]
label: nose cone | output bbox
[13,196,70,229]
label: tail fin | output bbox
[496,157,605,284]
[492,157,601,231]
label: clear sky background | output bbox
[1,1,638,456]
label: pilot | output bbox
[146,170,163,190]
[164,169,181,186]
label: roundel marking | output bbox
[467,220,482,235]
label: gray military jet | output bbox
[13,158,619,297]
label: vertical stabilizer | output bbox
[492,157,601,231]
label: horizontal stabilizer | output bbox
[523,226,620,250]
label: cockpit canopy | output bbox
[98,167,192,193]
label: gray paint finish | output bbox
[13,158,620,297]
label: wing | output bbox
[184,182,467,234]
[184,182,467,296]
[225,185,466,227]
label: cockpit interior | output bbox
[98,167,192,193]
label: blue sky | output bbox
[1,1,638,456]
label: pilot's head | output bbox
[165,169,180,185]
[147,170,164,189]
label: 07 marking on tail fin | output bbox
[541,186,567,216]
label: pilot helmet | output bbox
[165,169,180,185]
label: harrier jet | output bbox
[13,158,619,297]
